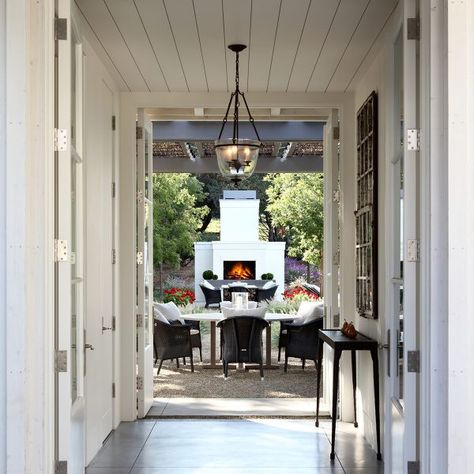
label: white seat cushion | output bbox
[221,306,267,319]
[201,280,216,290]
[153,305,169,325]
[262,281,276,290]
[296,301,324,324]
[190,328,200,336]
[154,301,185,324]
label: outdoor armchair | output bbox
[184,319,203,362]
[153,319,194,374]
[283,317,324,372]
[217,316,269,379]
[199,283,222,308]
[256,284,278,302]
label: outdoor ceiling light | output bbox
[215,44,261,184]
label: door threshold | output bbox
[148,397,330,418]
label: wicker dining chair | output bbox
[153,319,194,374]
[217,315,269,380]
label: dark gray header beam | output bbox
[153,121,324,141]
[154,155,323,174]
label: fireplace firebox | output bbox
[224,261,256,280]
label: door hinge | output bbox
[407,239,420,262]
[137,376,144,390]
[112,182,116,198]
[333,126,340,140]
[54,239,69,262]
[136,313,143,328]
[54,128,68,151]
[407,461,420,474]
[112,315,116,331]
[54,18,67,41]
[112,115,116,131]
[407,128,420,151]
[136,251,143,265]
[136,126,143,140]
[112,382,116,398]
[407,17,420,40]
[55,350,68,373]
[112,249,117,265]
[407,350,420,373]
[55,460,67,474]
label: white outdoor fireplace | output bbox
[194,190,286,302]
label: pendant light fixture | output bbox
[215,44,261,183]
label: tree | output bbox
[265,173,324,265]
[153,174,208,268]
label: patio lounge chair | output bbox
[200,283,222,308]
[217,316,269,379]
[153,319,194,374]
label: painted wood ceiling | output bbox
[75,0,398,93]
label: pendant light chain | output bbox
[233,50,240,143]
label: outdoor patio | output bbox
[154,322,322,399]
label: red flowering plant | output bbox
[163,287,195,306]
[282,285,319,303]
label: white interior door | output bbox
[84,73,115,461]
[385,3,419,472]
[136,109,154,418]
[55,1,86,472]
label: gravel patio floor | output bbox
[154,322,322,398]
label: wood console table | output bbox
[315,329,382,460]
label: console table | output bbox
[315,329,382,460]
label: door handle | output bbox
[84,343,94,351]
[378,329,390,377]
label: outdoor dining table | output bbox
[184,311,300,369]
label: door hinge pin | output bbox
[112,382,116,398]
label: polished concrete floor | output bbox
[86,419,384,474]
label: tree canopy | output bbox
[153,174,208,268]
[265,173,324,266]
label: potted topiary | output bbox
[261,273,274,280]
[202,269,214,280]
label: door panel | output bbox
[137,109,154,418]
[85,75,114,463]
[385,2,419,472]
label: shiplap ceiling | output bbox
[75,0,398,93]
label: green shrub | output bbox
[261,273,274,280]
[212,274,218,280]
[202,269,214,280]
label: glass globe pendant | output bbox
[215,44,261,183]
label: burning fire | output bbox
[226,262,254,280]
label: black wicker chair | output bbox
[153,319,194,374]
[199,283,222,308]
[217,316,269,379]
[283,317,324,372]
[184,319,203,361]
[256,284,278,303]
